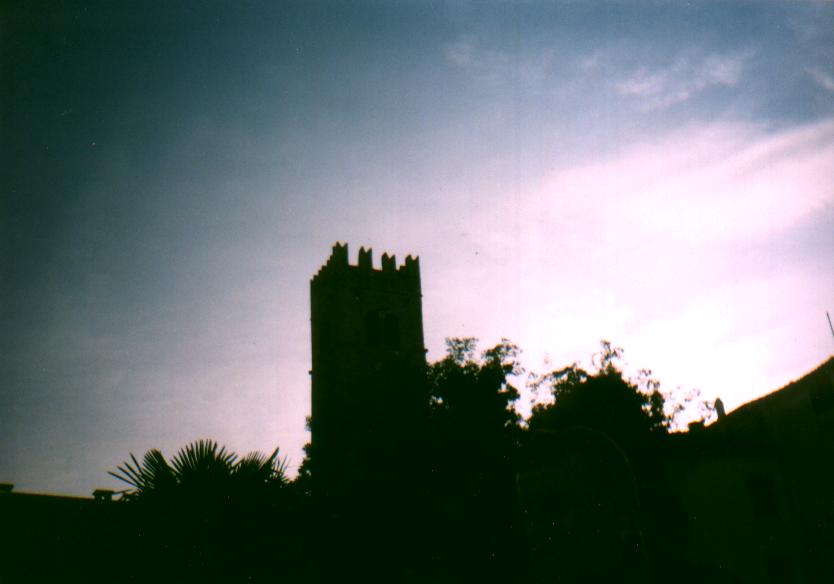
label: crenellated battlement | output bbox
[381,252,395,272]
[313,242,420,280]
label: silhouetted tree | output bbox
[425,338,525,580]
[111,439,287,499]
[522,341,703,584]
[110,440,307,583]
[528,341,667,462]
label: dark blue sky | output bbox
[2,1,833,495]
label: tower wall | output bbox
[310,242,427,501]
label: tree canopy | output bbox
[424,338,526,580]
[528,341,667,454]
[428,337,523,435]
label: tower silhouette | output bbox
[309,242,427,504]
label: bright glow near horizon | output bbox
[2,1,833,495]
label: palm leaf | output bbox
[169,440,238,497]
[110,440,286,500]
[234,447,287,485]
[109,449,175,495]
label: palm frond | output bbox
[109,449,174,495]
[234,447,288,485]
[141,449,176,491]
[109,440,288,500]
[108,453,145,490]
[170,439,237,476]
[168,440,238,497]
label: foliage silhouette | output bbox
[109,440,306,583]
[425,338,525,581]
[428,337,523,433]
[111,439,287,503]
[528,341,667,457]
[521,341,709,583]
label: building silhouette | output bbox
[666,357,834,583]
[308,243,430,578]
[309,242,427,504]
[0,485,123,582]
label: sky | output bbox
[2,0,833,496]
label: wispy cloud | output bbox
[807,67,834,92]
[443,35,554,89]
[445,37,477,68]
[525,117,834,249]
[444,36,510,85]
[615,51,752,111]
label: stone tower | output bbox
[309,242,427,502]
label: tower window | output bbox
[384,314,400,349]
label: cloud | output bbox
[523,117,834,251]
[807,67,834,92]
[445,37,476,68]
[443,35,554,89]
[442,116,834,370]
[444,36,510,85]
[615,51,752,111]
